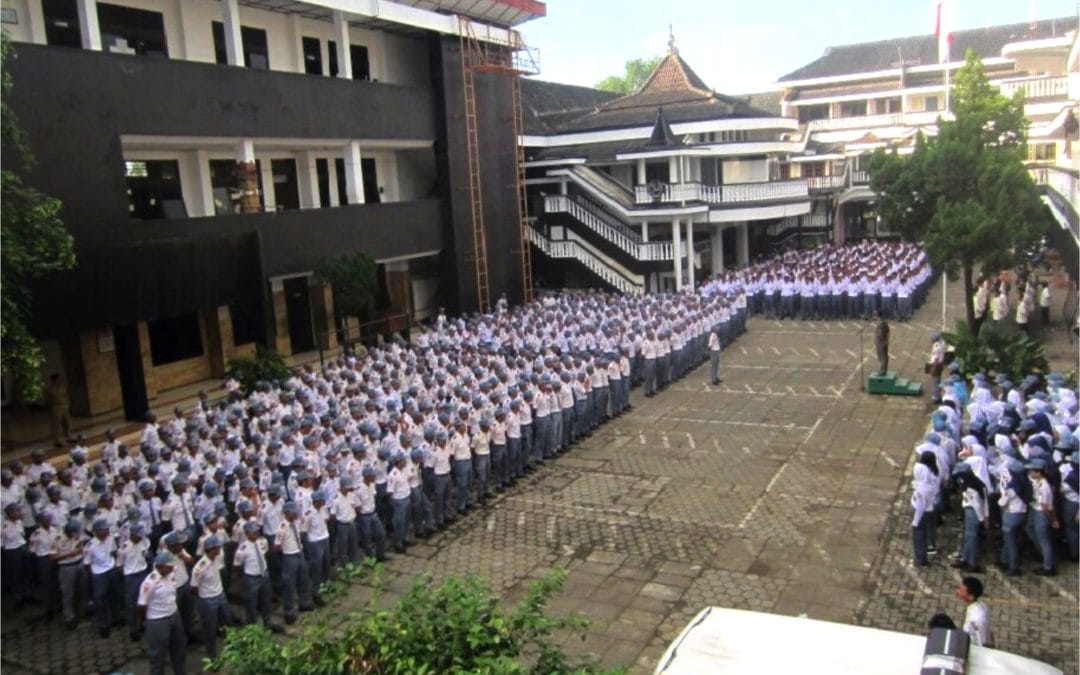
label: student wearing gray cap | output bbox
[274,500,313,624]
[138,551,186,675]
[192,535,233,658]
[117,522,151,641]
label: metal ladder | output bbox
[459,18,491,313]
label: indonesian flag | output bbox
[934,0,955,63]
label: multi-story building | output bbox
[522,38,811,294]
[776,16,1078,247]
[1,0,544,420]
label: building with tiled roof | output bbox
[777,16,1078,246]
[522,35,811,294]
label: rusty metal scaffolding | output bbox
[457,16,539,309]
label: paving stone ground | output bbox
[2,277,1076,674]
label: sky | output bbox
[519,0,1079,94]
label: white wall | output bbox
[2,0,42,43]
[723,158,768,183]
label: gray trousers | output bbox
[709,350,721,383]
[145,612,186,675]
[58,562,86,623]
[280,552,311,617]
[334,519,358,564]
[197,593,233,660]
[242,573,273,625]
[644,358,657,395]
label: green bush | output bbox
[208,567,626,675]
[943,319,1048,381]
[226,347,292,395]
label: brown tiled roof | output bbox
[600,52,714,111]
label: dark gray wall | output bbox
[4,43,436,245]
[435,36,525,312]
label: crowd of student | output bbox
[909,365,1079,601]
[0,286,748,673]
[700,240,932,321]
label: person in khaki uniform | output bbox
[48,374,71,448]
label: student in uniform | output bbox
[191,534,232,659]
[274,501,313,624]
[330,477,359,565]
[956,576,991,647]
[1025,459,1058,576]
[54,519,87,630]
[84,517,122,638]
[162,530,196,641]
[233,520,281,632]
[387,454,412,553]
[117,522,151,641]
[2,502,27,609]
[29,511,60,620]
[303,490,331,604]
[356,468,388,562]
[707,326,722,386]
[138,552,187,675]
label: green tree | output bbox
[595,56,663,94]
[1,37,76,402]
[869,49,1046,332]
[316,250,378,335]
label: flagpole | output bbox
[944,61,950,113]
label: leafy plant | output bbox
[316,251,378,321]
[209,567,625,675]
[943,319,1048,381]
[595,56,663,94]
[1,36,76,402]
[226,347,292,395]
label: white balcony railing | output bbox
[998,76,1069,100]
[805,110,947,132]
[806,175,847,190]
[543,194,674,261]
[633,179,808,205]
[850,170,870,186]
[527,227,644,295]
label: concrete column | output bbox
[185,150,215,217]
[202,306,234,378]
[26,0,47,44]
[327,158,341,207]
[259,158,276,211]
[76,0,101,50]
[287,13,305,74]
[322,284,338,349]
[333,10,353,80]
[221,0,244,66]
[711,225,724,276]
[636,159,646,185]
[686,221,695,289]
[297,151,321,209]
[343,141,365,205]
[672,219,682,292]
[668,156,679,184]
[136,322,159,400]
[737,222,749,267]
[559,179,567,196]
[270,279,292,355]
[641,220,649,242]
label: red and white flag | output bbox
[934,0,955,63]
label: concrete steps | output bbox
[867,371,923,396]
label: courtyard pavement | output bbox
[2,277,1076,674]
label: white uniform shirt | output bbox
[274,519,305,555]
[191,554,225,598]
[117,538,150,575]
[83,535,116,575]
[331,492,357,522]
[234,537,270,576]
[138,570,179,620]
[304,506,330,542]
[355,482,378,515]
[1,519,25,550]
[962,600,990,647]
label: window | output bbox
[335,158,348,205]
[42,0,81,48]
[1030,143,1057,162]
[270,159,300,210]
[302,36,322,75]
[97,3,167,57]
[230,304,261,346]
[328,41,371,80]
[884,96,902,113]
[126,160,185,220]
[316,158,331,207]
[839,100,867,118]
[802,162,825,178]
[798,104,829,124]
[778,163,791,180]
[212,22,269,69]
[923,95,939,112]
[209,159,264,213]
[148,313,203,365]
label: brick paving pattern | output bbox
[2,277,1076,674]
